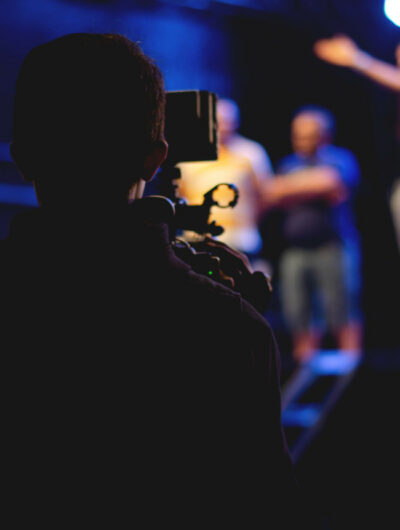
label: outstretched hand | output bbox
[313,34,360,67]
[314,33,400,92]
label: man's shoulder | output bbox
[229,135,271,165]
[320,144,357,162]
[276,153,301,173]
[318,145,361,186]
[230,134,265,152]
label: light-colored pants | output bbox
[390,178,400,253]
[279,243,351,334]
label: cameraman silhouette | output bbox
[1,33,305,527]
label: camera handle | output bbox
[157,162,239,236]
[154,163,271,312]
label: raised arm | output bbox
[314,34,400,92]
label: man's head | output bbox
[290,105,335,157]
[11,33,167,207]
[217,98,240,145]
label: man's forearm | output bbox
[261,167,347,209]
[352,50,400,92]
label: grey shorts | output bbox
[279,243,350,333]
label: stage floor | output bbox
[285,347,400,528]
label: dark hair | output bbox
[12,33,166,196]
[292,104,336,137]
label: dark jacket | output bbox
[1,199,300,527]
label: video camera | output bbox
[147,89,240,281]
[155,89,239,237]
[145,89,272,312]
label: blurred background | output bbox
[1,1,399,527]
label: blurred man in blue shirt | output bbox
[262,106,363,362]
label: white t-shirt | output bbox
[178,134,273,254]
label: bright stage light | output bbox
[384,0,400,27]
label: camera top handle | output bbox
[156,162,239,237]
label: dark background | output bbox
[1,0,399,353]
[0,1,399,527]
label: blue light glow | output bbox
[0,183,37,207]
[384,0,400,27]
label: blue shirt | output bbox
[276,145,361,249]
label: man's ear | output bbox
[143,139,168,182]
